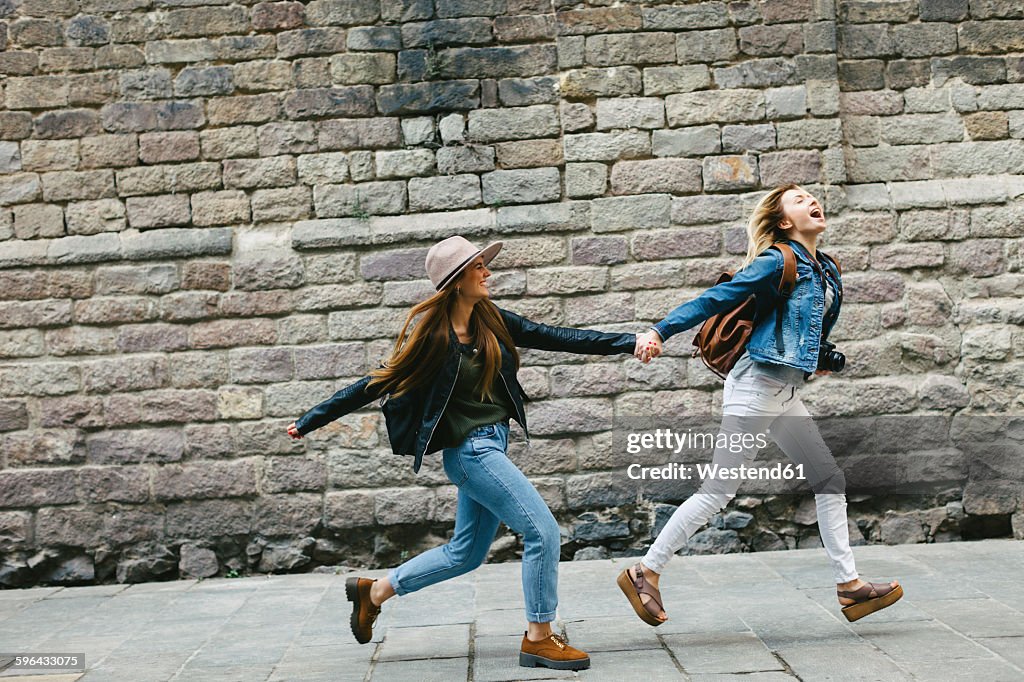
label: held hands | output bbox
[634,330,663,364]
[286,422,303,439]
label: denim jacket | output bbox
[651,240,843,374]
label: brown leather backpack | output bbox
[691,243,798,379]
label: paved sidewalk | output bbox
[1,539,1022,681]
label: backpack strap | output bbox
[770,243,799,356]
[772,243,798,295]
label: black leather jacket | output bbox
[294,307,636,472]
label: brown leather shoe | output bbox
[519,632,590,671]
[345,577,380,644]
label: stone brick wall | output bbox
[1,0,1022,586]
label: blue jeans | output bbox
[387,421,560,623]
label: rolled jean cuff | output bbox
[527,609,557,623]
[387,567,409,597]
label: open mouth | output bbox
[809,206,823,219]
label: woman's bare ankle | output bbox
[640,564,661,587]
[370,577,395,607]
[837,577,864,592]
[526,622,553,641]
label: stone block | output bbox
[198,127,257,160]
[467,104,559,143]
[283,85,376,120]
[675,27,737,63]
[642,65,711,96]
[591,194,671,232]
[436,146,495,174]
[125,194,190,229]
[86,427,184,465]
[0,469,79,509]
[400,17,492,47]
[115,162,220,196]
[347,26,401,51]
[666,89,764,126]
[652,126,721,157]
[585,32,675,67]
[0,299,72,327]
[314,180,407,217]
[296,154,350,188]
[722,124,775,152]
[493,139,563,169]
[702,155,758,191]
[958,20,1024,54]
[154,460,257,501]
[561,67,642,99]
[401,117,434,146]
[377,80,480,115]
[207,94,280,126]
[12,203,64,239]
[330,53,395,85]
[95,264,177,297]
[965,111,1009,140]
[121,227,232,261]
[714,56,800,89]
[375,149,435,178]
[738,24,803,56]
[610,158,702,195]
[481,167,560,205]
[563,130,650,162]
[497,76,559,107]
[40,169,115,202]
[565,163,607,198]
[276,27,347,58]
[188,190,249,227]
[776,119,843,148]
[595,97,665,131]
[251,2,305,31]
[187,317,278,350]
[65,198,125,235]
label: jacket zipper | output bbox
[499,370,530,444]
[421,354,462,459]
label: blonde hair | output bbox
[367,275,518,400]
[739,183,799,269]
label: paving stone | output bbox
[377,624,470,661]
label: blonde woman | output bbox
[621,185,902,626]
[288,236,637,671]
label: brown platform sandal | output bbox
[617,563,667,627]
[838,580,903,622]
[345,577,381,644]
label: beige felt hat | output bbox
[425,236,502,291]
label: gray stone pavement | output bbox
[1,539,1023,681]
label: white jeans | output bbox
[642,370,858,583]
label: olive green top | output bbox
[430,343,513,450]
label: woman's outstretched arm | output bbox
[498,308,636,355]
[288,375,383,438]
[651,249,784,342]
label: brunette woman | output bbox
[288,236,637,671]
[620,185,902,626]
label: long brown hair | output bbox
[739,183,799,269]
[367,278,519,400]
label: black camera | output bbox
[817,341,845,372]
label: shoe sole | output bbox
[616,569,665,627]
[345,577,372,644]
[842,584,904,622]
[519,652,590,670]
